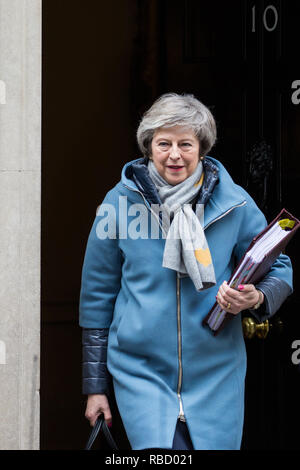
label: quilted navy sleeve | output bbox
[82,328,112,395]
[250,276,293,321]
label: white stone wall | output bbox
[0,0,41,450]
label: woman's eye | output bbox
[158,142,169,147]
[181,142,191,147]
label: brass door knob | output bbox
[242,317,270,339]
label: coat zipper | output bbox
[123,183,246,423]
[124,184,186,421]
[176,272,186,422]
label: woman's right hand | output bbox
[85,393,112,427]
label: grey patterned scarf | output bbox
[147,160,216,291]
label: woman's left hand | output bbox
[216,281,264,315]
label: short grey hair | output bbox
[136,93,217,158]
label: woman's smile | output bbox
[166,164,184,172]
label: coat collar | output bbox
[121,156,219,204]
[203,157,247,228]
[121,156,246,227]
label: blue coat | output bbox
[79,157,293,450]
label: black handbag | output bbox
[85,414,119,450]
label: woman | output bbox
[79,93,293,450]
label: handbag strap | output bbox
[85,415,118,450]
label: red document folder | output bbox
[203,208,300,335]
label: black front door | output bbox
[131,0,300,449]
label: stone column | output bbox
[0,0,41,449]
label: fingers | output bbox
[218,281,241,302]
[216,291,242,315]
[85,394,112,428]
[237,283,256,293]
[87,411,112,428]
[102,402,113,428]
[85,401,100,427]
[85,408,100,427]
[216,282,260,314]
